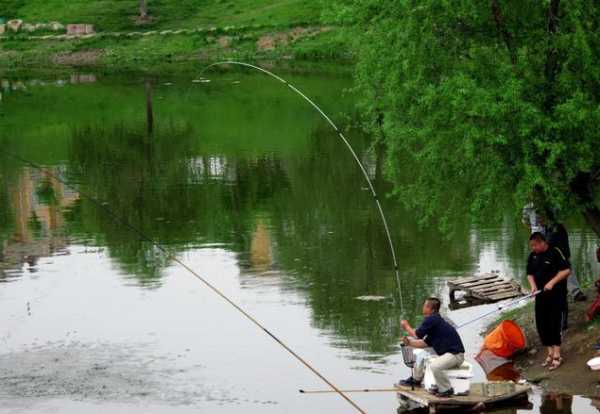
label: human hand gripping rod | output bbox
[456,290,541,330]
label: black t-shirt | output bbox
[415,313,465,355]
[527,246,570,303]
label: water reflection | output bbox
[540,393,573,414]
[1,70,599,364]
[0,166,75,281]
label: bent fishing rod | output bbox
[2,152,368,414]
[201,61,404,314]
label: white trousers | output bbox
[413,349,464,392]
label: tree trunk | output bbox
[570,173,600,238]
[139,0,148,19]
[145,80,154,137]
[582,206,600,238]
[490,0,517,65]
[543,0,561,111]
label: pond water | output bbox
[0,66,598,413]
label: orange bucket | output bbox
[483,320,526,358]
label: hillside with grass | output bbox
[0,0,348,70]
[1,0,322,31]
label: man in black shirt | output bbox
[527,232,571,371]
[398,297,465,397]
[547,221,586,302]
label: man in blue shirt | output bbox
[398,297,465,397]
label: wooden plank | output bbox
[471,283,519,295]
[451,276,502,289]
[470,282,515,293]
[396,382,530,409]
[449,274,498,286]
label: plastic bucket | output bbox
[483,320,526,358]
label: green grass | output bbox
[0,0,322,32]
[0,0,350,70]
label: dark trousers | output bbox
[535,296,565,346]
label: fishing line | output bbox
[456,290,540,329]
[1,151,368,414]
[200,61,404,313]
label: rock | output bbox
[66,24,95,36]
[21,23,36,32]
[217,36,232,48]
[7,19,23,32]
[529,374,549,384]
[49,21,64,31]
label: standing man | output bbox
[527,232,571,371]
[398,297,465,397]
[546,221,587,302]
[522,202,586,303]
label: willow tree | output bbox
[327,1,600,236]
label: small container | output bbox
[587,356,600,371]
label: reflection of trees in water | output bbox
[263,125,478,354]
[67,122,204,285]
[65,123,291,286]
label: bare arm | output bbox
[402,337,428,349]
[545,269,571,291]
[527,275,538,293]
[401,320,417,338]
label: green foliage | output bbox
[0,0,25,19]
[327,0,600,235]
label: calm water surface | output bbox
[0,67,598,413]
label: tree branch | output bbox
[544,0,561,111]
[570,172,600,238]
[490,0,517,65]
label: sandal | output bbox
[549,357,563,371]
[541,355,553,367]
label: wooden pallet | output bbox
[448,273,523,305]
[396,382,530,413]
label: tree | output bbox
[139,0,149,20]
[326,1,600,236]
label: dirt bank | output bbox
[487,287,600,396]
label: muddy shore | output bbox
[487,286,600,397]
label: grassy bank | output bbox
[1,0,322,31]
[0,1,351,70]
[486,288,600,396]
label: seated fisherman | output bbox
[398,297,466,397]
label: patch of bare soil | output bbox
[51,50,104,66]
[488,287,600,396]
[256,26,331,51]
